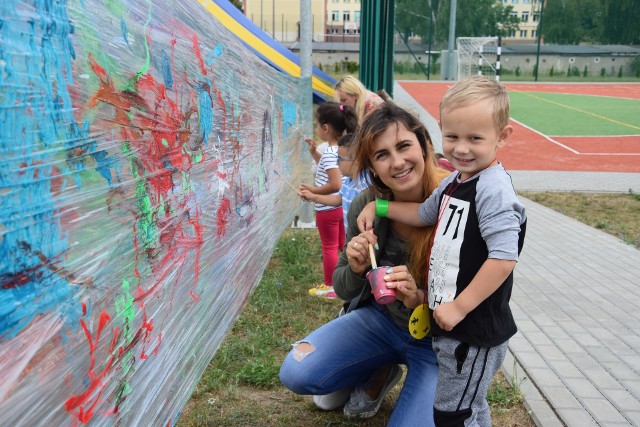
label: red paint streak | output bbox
[65,311,120,424]
[216,196,231,237]
[192,34,207,75]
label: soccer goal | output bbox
[456,37,502,81]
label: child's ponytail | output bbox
[316,102,359,138]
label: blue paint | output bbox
[0,0,81,339]
[198,83,213,144]
[121,18,130,48]
[161,50,174,89]
[205,44,224,66]
[282,101,297,138]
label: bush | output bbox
[600,67,606,77]
[583,65,588,77]
[618,66,623,78]
[515,66,521,77]
[631,55,640,77]
[549,66,554,77]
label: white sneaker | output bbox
[312,387,353,410]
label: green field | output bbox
[509,92,640,136]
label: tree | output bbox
[433,0,520,43]
[395,0,518,45]
[601,0,640,44]
[229,0,243,12]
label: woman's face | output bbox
[369,122,425,202]
[335,89,358,109]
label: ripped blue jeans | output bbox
[279,304,438,426]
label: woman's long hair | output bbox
[352,102,450,286]
[334,75,367,122]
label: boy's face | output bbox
[440,98,513,181]
[337,145,355,177]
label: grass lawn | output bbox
[178,230,534,426]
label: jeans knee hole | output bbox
[293,342,315,362]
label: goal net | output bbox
[456,37,499,80]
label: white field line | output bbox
[509,118,640,156]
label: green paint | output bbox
[105,0,126,17]
[191,151,203,164]
[135,181,160,251]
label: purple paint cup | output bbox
[366,266,397,305]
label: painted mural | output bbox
[0,0,311,424]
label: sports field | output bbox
[399,82,640,173]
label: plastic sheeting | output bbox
[0,0,311,424]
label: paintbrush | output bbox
[273,170,299,193]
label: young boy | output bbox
[357,75,527,425]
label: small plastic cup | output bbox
[366,266,397,304]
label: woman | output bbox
[280,103,451,425]
[334,75,384,122]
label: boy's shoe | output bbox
[343,364,403,419]
[308,284,332,296]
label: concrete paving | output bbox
[395,82,640,426]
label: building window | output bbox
[343,11,351,21]
[522,12,529,22]
[509,30,516,37]
[512,0,518,3]
[523,0,531,3]
[332,11,339,21]
[344,0,350,3]
[533,14,540,22]
[520,30,527,37]
[354,11,361,24]
[531,30,537,38]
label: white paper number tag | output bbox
[409,304,431,339]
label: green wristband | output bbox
[376,199,389,217]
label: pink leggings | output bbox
[315,208,345,286]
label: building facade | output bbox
[501,0,543,43]
[242,0,326,42]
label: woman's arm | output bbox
[333,192,375,301]
[357,200,424,231]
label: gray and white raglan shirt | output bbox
[418,163,527,347]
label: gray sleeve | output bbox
[476,168,527,261]
[417,175,453,225]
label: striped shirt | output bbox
[314,145,341,212]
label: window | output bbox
[510,12,518,19]
[332,10,339,21]
[520,30,527,37]
[509,30,516,37]
[354,11,361,24]
[343,11,351,21]
[533,13,540,22]
[512,0,518,3]
[521,12,529,22]
[531,30,537,38]
[522,0,531,3]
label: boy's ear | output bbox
[496,124,514,149]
